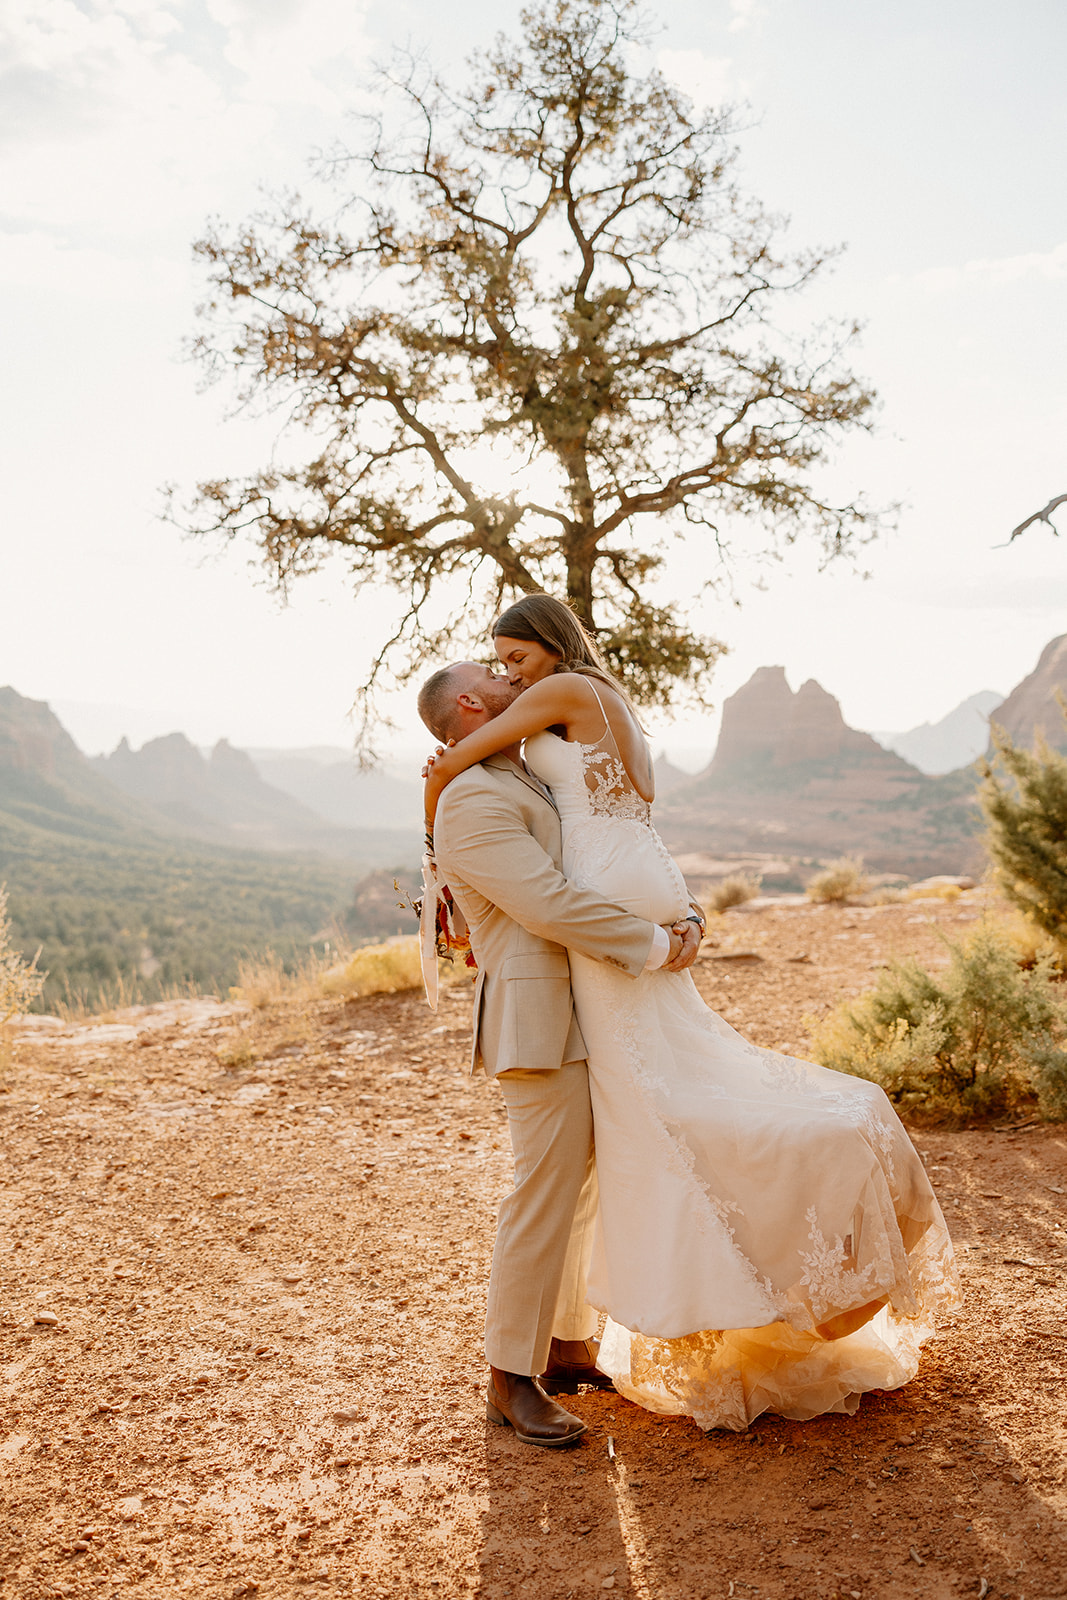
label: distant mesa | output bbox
[96,732,318,837]
[0,686,161,845]
[656,667,981,880]
[0,685,88,786]
[992,632,1067,752]
[876,690,1004,776]
[92,733,418,858]
[707,666,905,777]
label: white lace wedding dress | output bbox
[524,696,959,1433]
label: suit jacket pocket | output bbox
[502,951,570,981]
[502,950,573,1068]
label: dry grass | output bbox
[905,882,963,903]
[805,855,870,904]
[863,886,906,906]
[214,1034,260,1070]
[320,936,425,1000]
[232,948,343,1010]
[708,873,761,912]
[0,884,44,1024]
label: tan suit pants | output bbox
[484,1060,601,1375]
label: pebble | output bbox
[33,1312,59,1327]
[601,1580,616,1591]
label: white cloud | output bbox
[207,0,373,112]
[0,0,371,245]
[910,239,1067,292]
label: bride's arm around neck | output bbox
[424,675,589,824]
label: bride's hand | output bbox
[422,741,463,829]
[421,740,455,779]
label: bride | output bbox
[423,593,959,1432]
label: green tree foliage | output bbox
[809,924,1067,1122]
[980,720,1067,945]
[180,0,881,750]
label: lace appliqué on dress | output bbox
[578,745,653,824]
[797,1206,882,1325]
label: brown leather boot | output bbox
[538,1336,616,1396]
[486,1369,587,1447]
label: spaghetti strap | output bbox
[582,677,612,742]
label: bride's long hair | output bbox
[490,594,642,718]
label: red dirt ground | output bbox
[2,894,1065,1600]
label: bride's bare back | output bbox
[563,676,656,806]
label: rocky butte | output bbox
[991,632,1067,751]
[655,667,982,881]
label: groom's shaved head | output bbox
[418,661,516,741]
[418,663,469,742]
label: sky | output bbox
[1,0,1064,769]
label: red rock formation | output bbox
[993,633,1067,751]
[655,668,979,878]
[0,686,83,783]
[709,666,905,773]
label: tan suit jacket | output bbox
[432,754,655,1078]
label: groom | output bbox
[417,660,702,1448]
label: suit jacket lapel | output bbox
[483,752,558,812]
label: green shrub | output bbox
[806,856,869,904]
[808,922,1067,1122]
[709,874,761,912]
[980,720,1067,946]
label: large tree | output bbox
[180,0,880,752]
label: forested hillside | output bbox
[0,689,419,1010]
[1,810,358,1010]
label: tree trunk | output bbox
[565,542,597,631]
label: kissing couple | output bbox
[418,593,958,1446]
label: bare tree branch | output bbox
[1006,494,1067,544]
